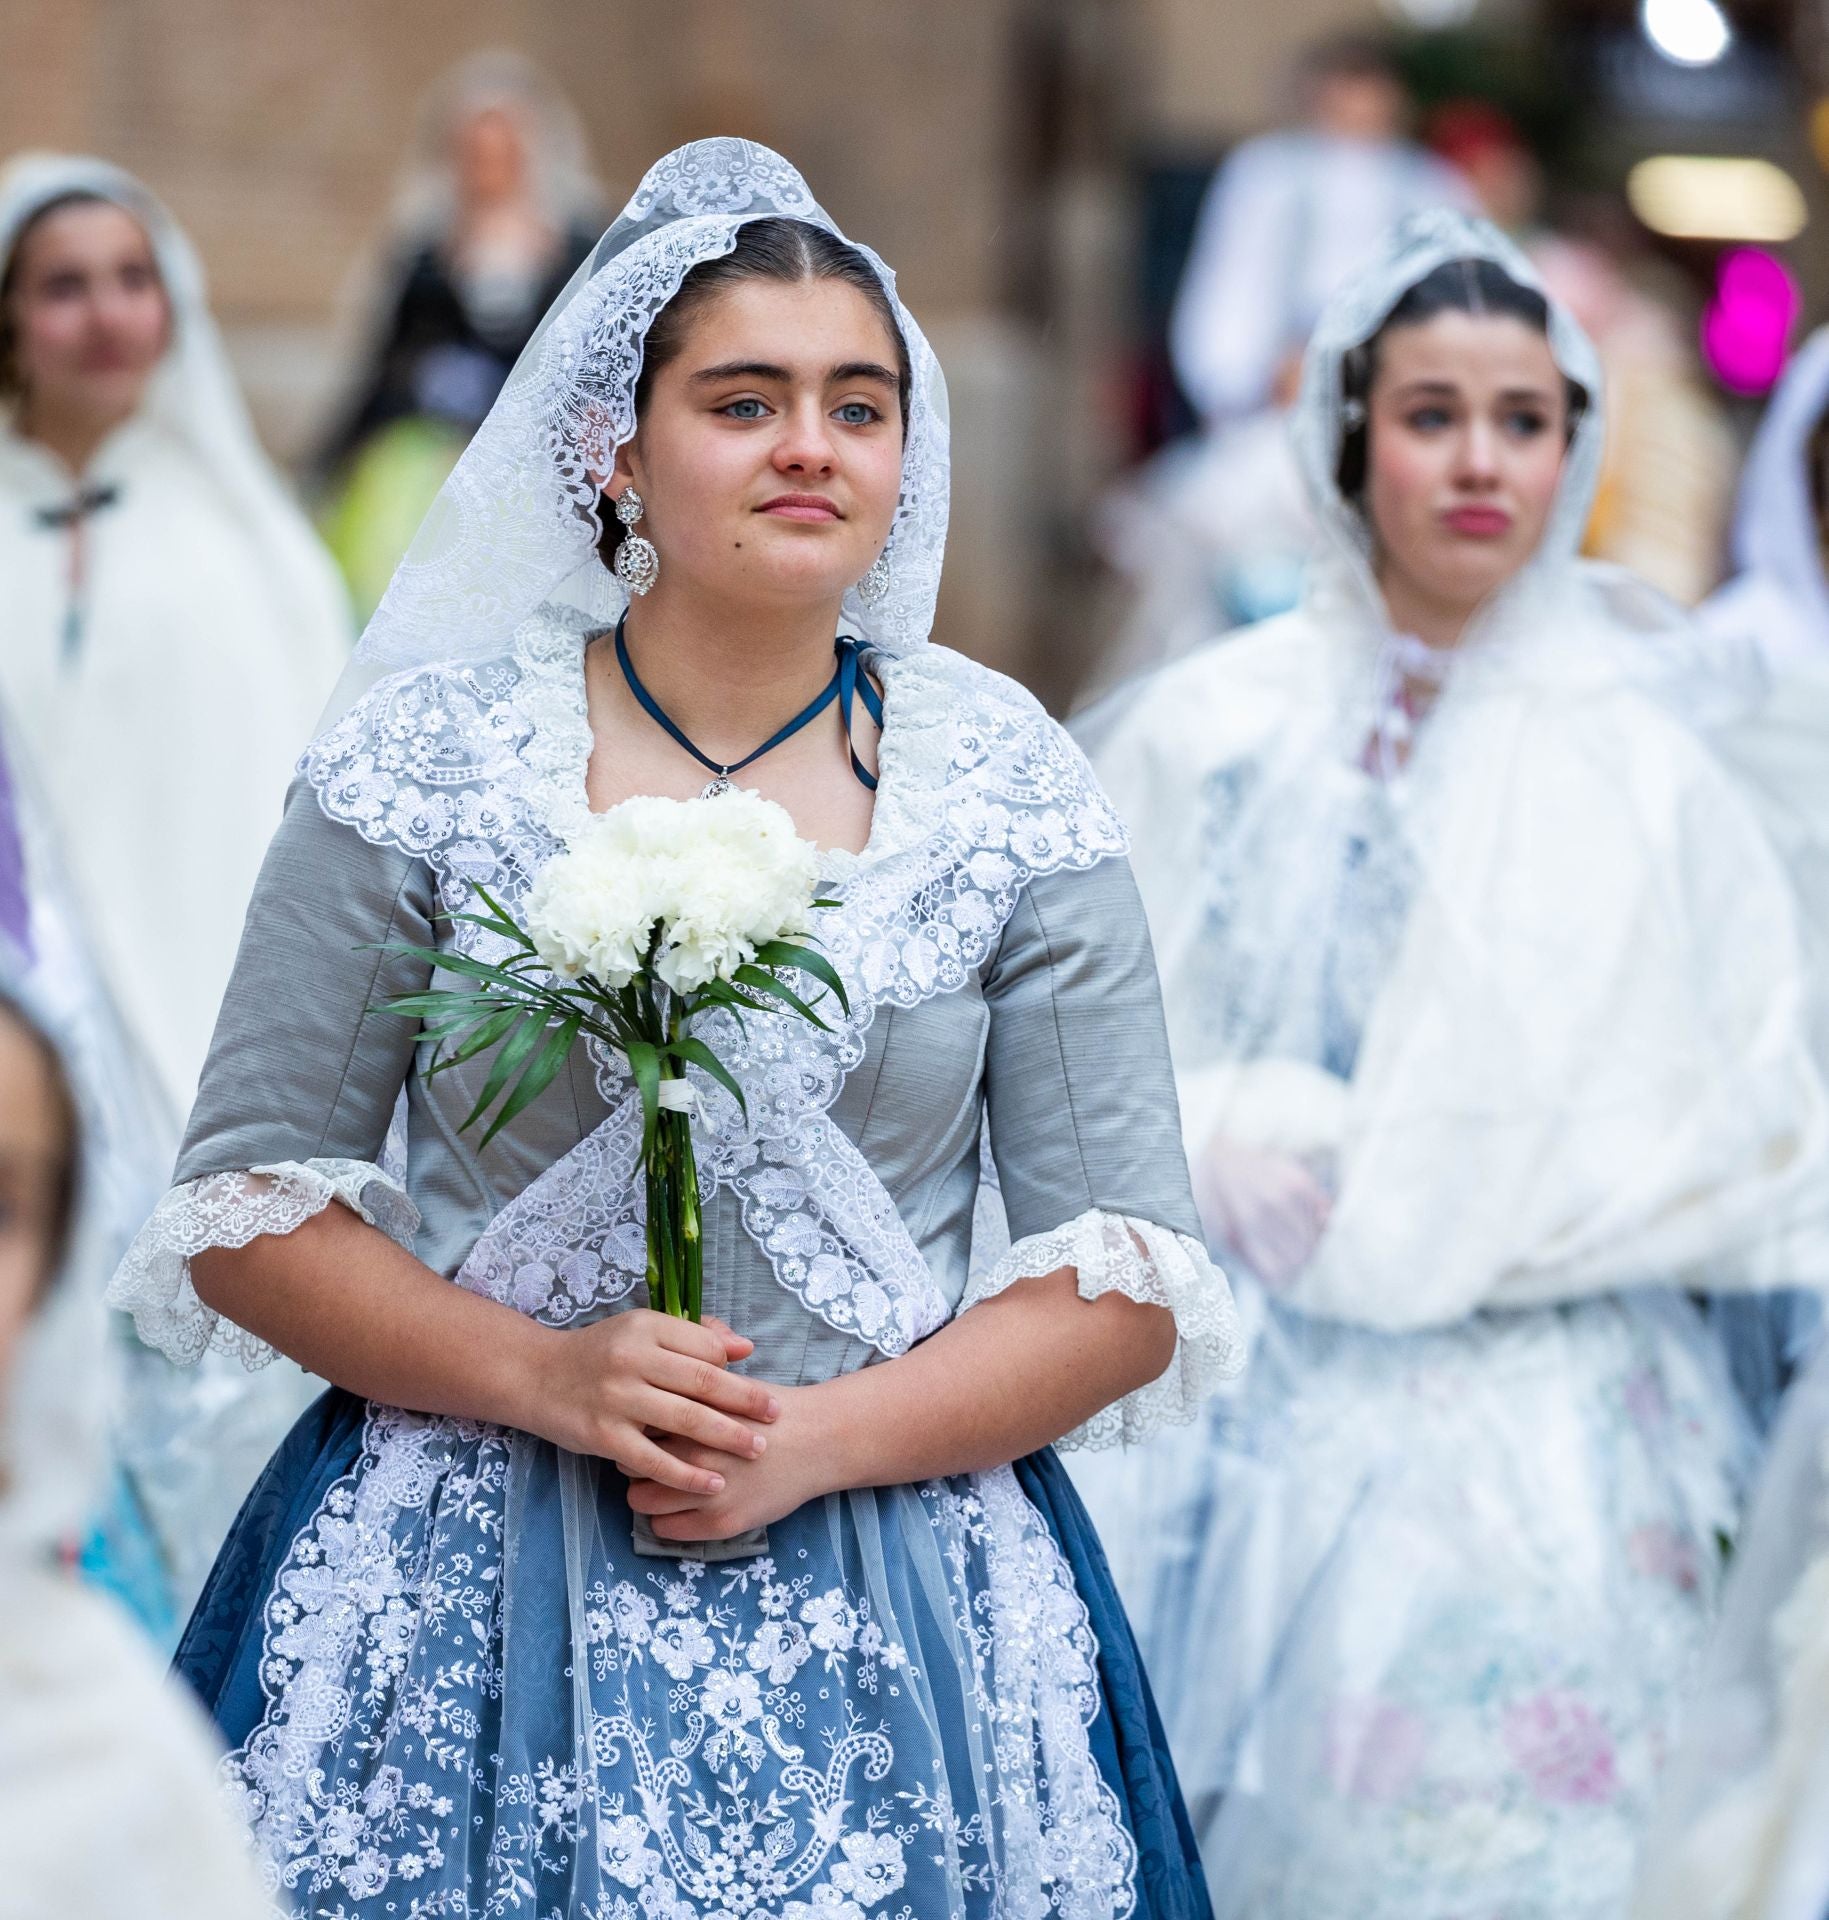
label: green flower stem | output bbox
[643,1138,667,1314]
[673,1108,703,1323]
[638,994,704,1323]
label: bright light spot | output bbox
[1641,0,1733,66]
[1701,248,1801,394]
[1627,155,1807,242]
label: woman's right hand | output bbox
[1194,1132,1333,1290]
[520,1310,780,1493]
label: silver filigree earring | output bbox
[858,548,892,609]
[613,487,659,596]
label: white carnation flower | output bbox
[528,789,823,995]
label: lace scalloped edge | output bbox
[959,1208,1245,1450]
[106,1159,421,1371]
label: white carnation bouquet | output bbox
[383,789,846,1322]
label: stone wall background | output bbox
[0,0,1412,695]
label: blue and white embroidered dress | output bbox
[109,141,1239,1920]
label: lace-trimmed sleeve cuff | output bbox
[106,1159,420,1370]
[958,1208,1244,1450]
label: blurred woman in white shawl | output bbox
[0,153,350,1119]
[1070,211,1829,1919]
[0,154,343,1616]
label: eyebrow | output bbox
[1392,377,1557,402]
[688,358,900,388]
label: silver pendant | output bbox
[700,774,734,799]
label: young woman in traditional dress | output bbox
[1071,211,1829,1920]
[112,140,1238,1918]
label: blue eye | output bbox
[1406,406,1452,431]
[835,402,880,427]
[721,397,769,420]
[1505,410,1550,438]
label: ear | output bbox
[607,434,644,499]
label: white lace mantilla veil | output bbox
[0,153,350,665]
[326,134,948,715]
[1092,207,1829,1331]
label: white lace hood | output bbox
[1289,209,1618,669]
[341,136,949,684]
[0,152,349,663]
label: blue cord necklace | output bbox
[615,613,883,798]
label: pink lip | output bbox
[757,493,843,522]
[1442,505,1513,537]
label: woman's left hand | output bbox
[626,1384,830,1542]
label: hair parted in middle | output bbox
[1334,254,1588,504]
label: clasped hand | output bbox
[521,1308,822,1540]
[522,1308,782,1496]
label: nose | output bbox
[771,395,838,478]
[1455,418,1502,489]
[89,280,147,337]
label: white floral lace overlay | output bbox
[107,1159,420,1370]
[961,1208,1244,1450]
[225,1405,1141,1917]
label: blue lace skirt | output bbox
[179,1388,1210,1919]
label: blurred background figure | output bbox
[0,684,175,1636]
[0,154,338,1625]
[0,154,349,1121]
[1632,1339,1829,1920]
[1090,32,1471,693]
[1703,325,1829,668]
[0,971,267,1918]
[1539,222,1739,605]
[1071,214,1829,1920]
[1425,98,1547,240]
[1170,32,1471,430]
[314,50,604,618]
[1090,347,1319,687]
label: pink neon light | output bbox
[1702,248,1802,395]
